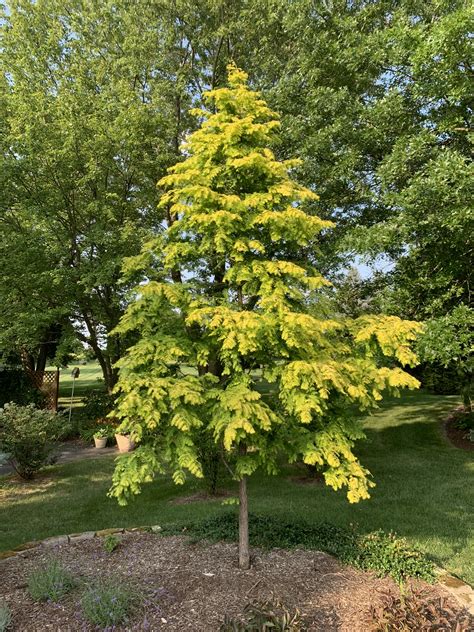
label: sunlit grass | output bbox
[46,361,105,407]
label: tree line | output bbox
[0,0,472,396]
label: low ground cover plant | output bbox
[453,410,474,433]
[80,581,136,627]
[103,534,121,553]
[163,512,435,585]
[367,589,474,631]
[0,601,11,632]
[221,600,303,631]
[0,403,65,479]
[27,560,75,602]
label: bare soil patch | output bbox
[288,475,324,487]
[288,465,325,486]
[170,490,234,505]
[0,533,468,631]
[444,407,474,451]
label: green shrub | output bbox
[163,512,435,585]
[78,391,117,443]
[81,390,115,422]
[195,430,224,495]
[0,601,11,632]
[0,367,43,407]
[420,363,459,395]
[27,560,75,602]
[103,534,120,553]
[0,403,65,479]
[352,531,433,586]
[453,410,474,432]
[80,582,136,627]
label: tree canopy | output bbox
[108,65,422,568]
[1,0,471,385]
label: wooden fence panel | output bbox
[27,370,59,411]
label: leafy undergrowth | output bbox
[162,511,435,585]
[367,589,474,631]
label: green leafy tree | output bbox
[347,2,473,319]
[417,306,473,412]
[0,0,232,388]
[109,66,421,569]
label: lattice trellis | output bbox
[27,370,59,411]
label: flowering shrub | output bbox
[0,403,65,478]
[80,582,136,627]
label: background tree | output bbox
[1,0,470,392]
[344,2,473,398]
[0,0,233,388]
[347,1,472,315]
[417,306,473,412]
[109,66,421,570]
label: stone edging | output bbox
[0,526,473,615]
[0,525,161,560]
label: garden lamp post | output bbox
[68,367,80,425]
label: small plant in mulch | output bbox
[0,600,11,632]
[103,534,121,553]
[27,559,76,602]
[80,581,137,627]
[220,599,304,631]
[367,589,474,631]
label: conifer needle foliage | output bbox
[109,65,421,512]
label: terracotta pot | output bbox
[94,437,107,449]
[115,433,135,453]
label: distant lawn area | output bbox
[1,391,473,584]
[47,361,104,408]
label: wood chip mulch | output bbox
[0,533,467,631]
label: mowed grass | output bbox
[46,361,105,408]
[1,391,473,584]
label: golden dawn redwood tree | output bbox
[109,65,421,569]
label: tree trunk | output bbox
[238,472,250,570]
[462,384,472,412]
[35,341,49,373]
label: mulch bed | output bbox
[444,407,474,451]
[0,533,468,631]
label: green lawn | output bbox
[57,362,103,397]
[1,391,473,584]
[46,361,104,410]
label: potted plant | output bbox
[93,430,107,449]
[114,432,135,453]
